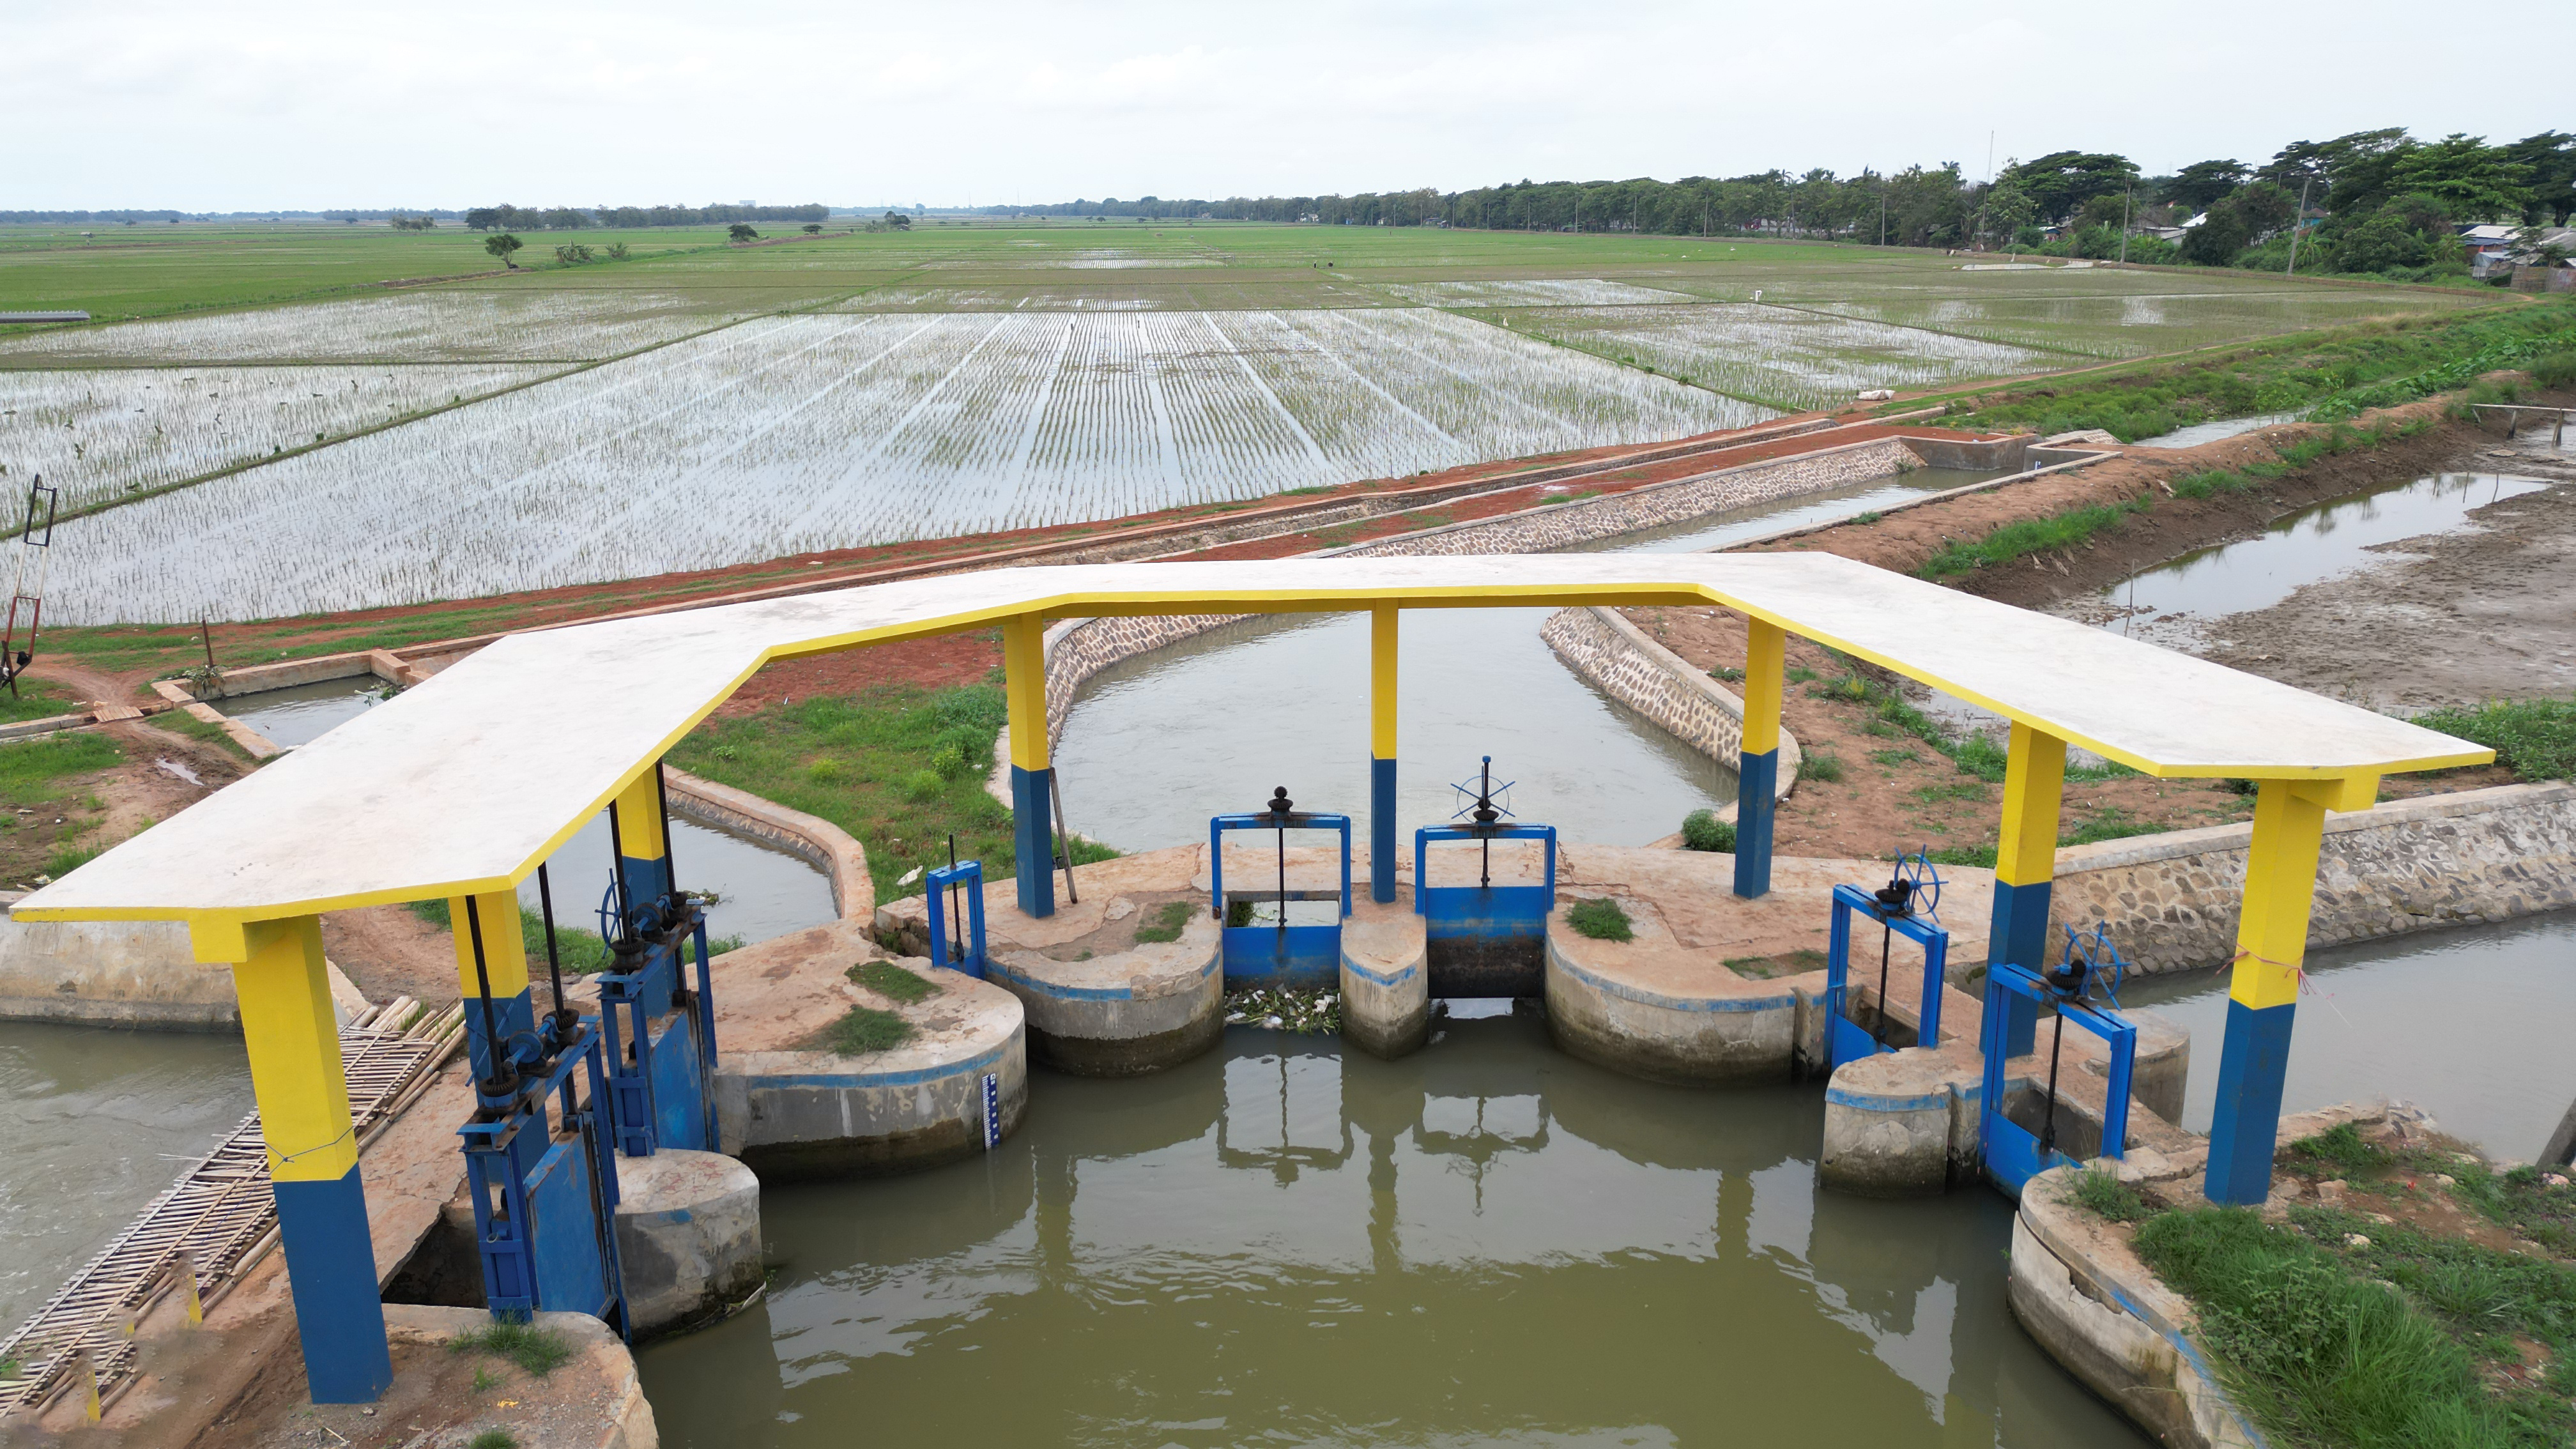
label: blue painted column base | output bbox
[1370,756,1397,904]
[1733,749,1777,899]
[2207,997,2297,1204]
[618,853,671,917]
[1012,765,1056,918]
[1984,878,2051,1057]
[273,1168,394,1403]
[463,986,538,1084]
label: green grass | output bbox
[0,732,120,805]
[468,1432,517,1449]
[42,841,102,877]
[2066,1167,2151,1223]
[672,684,1114,904]
[1680,808,1735,852]
[449,1319,572,1377]
[403,897,740,972]
[1131,900,1198,944]
[2290,1121,2394,1175]
[823,1004,914,1055]
[1800,750,1846,783]
[848,959,937,1003]
[1565,897,1634,942]
[2134,1206,2550,1449]
[2411,698,2576,783]
[1916,498,2152,579]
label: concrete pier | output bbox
[1339,897,1429,1058]
[610,1147,763,1339]
[877,848,1225,1077]
[703,919,1029,1179]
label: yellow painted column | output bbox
[2205,775,2370,1203]
[1732,619,1784,898]
[1370,604,1398,903]
[1002,612,1055,916]
[1984,723,2067,1057]
[610,768,670,912]
[213,915,392,1402]
[448,889,533,1084]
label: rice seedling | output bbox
[0,291,760,366]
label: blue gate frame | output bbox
[1823,882,1951,1070]
[1979,960,2136,1194]
[1210,811,1351,988]
[925,860,988,979]
[594,899,721,1158]
[1414,823,1557,997]
[460,1016,629,1335]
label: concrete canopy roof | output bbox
[22,553,2487,929]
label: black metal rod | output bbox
[463,896,508,1090]
[947,833,962,964]
[1276,820,1287,933]
[654,762,678,901]
[606,801,629,940]
[1050,770,1079,905]
[2039,1010,2068,1155]
[538,862,567,1021]
[1875,922,1894,1046]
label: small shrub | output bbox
[2532,349,2576,388]
[1131,900,1197,944]
[1680,809,1736,852]
[2288,1121,2389,1174]
[1566,897,1633,942]
[901,769,945,802]
[928,742,969,779]
[825,1005,915,1055]
[2410,696,2576,782]
[848,960,937,1003]
[806,758,845,785]
[451,1319,572,1377]
[1709,665,1745,682]
[44,842,102,877]
[2067,1167,2151,1223]
[470,1432,518,1449]
[1801,751,1846,784]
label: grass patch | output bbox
[1917,498,2151,579]
[2066,1167,2151,1223]
[42,841,102,877]
[1680,808,1735,852]
[1131,900,1198,944]
[848,960,937,1003]
[2290,1121,2393,1175]
[824,1004,914,1055]
[2411,698,2576,783]
[154,709,257,762]
[450,1319,572,1377]
[469,1433,517,1449]
[1565,897,1633,942]
[670,685,1115,905]
[2135,1206,2541,1449]
[1800,751,1846,783]
[0,732,121,805]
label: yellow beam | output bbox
[1003,612,1050,772]
[448,890,530,1000]
[612,770,666,862]
[1370,605,1398,759]
[1741,620,1784,756]
[227,917,357,1184]
[2229,781,2332,1011]
[1994,724,2068,889]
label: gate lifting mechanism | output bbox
[926,853,989,980]
[1,477,57,698]
[1823,854,1949,1070]
[457,880,630,1335]
[1415,757,1558,998]
[1979,922,2138,1195]
[1210,788,1351,989]
[592,775,723,1159]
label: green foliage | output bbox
[43,841,102,877]
[2135,1207,2536,1449]
[1916,499,2150,579]
[727,223,759,243]
[848,959,938,1004]
[1800,751,1846,783]
[2411,697,2576,781]
[482,233,522,265]
[469,1433,517,1449]
[1680,809,1736,852]
[450,1319,572,1377]
[825,1004,914,1055]
[2067,1167,2151,1223]
[1565,897,1634,942]
[2172,468,2255,500]
[0,732,121,804]
[2291,1121,2393,1174]
[2530,350,2576,388]
[1131,900,1197,944]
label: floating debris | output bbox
[1223,986,1340,1034]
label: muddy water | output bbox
[220,675,387,747]
[0,1022,252,1329]
[2119,912,2576,1161]
[517,812,838,946]
[1055,470,2004,852]
[638,1016,2147,1448]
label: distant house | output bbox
[2460,224,2522,278]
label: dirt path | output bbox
[319,904,459,1006]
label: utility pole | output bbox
[2118,185,2132,266]
[2285,175,2313,277]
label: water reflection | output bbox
[641,1017,2144,1447]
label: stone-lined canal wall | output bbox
[1041,434,1940,740]
[2053,781,2576,973]
[1537,606,1800,813]
[663,766,875,918]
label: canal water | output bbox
[219,675,388,747]
[0,1022,253,1330]
[1055,468,2007,854]
[518,811,839,947]
[640,1013,2149,1448]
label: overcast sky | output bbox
[9,0,2560,211]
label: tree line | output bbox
[461,203,829,231]
[993,128,2575,280]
